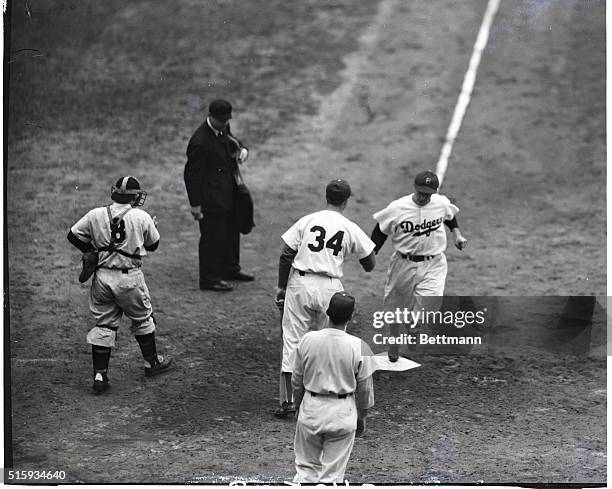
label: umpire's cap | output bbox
[209,99,232,121]
[326,291,355,324]
[326,179,351,205]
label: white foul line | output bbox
[436,0,500,187]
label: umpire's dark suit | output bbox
[184,121,241,287]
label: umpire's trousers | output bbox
[198,209,240,285]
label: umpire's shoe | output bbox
[145,355,173,377]
[200,280,233,292]
[93,372,110,395]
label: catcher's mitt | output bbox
[79,250,99,283]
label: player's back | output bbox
[284,209,370,278]
[298,329,363,394]
[73,204,159,269]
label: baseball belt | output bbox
[399,253,437,262]
[98,267,140,274]
[295,269,335,278]
[308,391,353,399]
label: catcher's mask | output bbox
[111,176,147,206]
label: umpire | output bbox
[184,99,254,292]
[292,291,375,483]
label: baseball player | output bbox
[67,176,172,394]
[371,170,468,361]
[292,291,375,483]
[274,179,376,417]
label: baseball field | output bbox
[5,0,606,484]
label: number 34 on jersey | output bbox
[281,209,375,279]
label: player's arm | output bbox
[353,225,376,272]
[293,387,305,414]
[355,375,374,437]
[144,241,159,252]
[184,145,206,220]
[67,231,94,253]
[359,251,376,272]
[444,217,467,250]
[356,376,374,411]
[291,373,305,412]
[143,215,161,252]
[291,343,306,411]
[276,243,297,301]
[370,223,388,254]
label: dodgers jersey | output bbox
[282,210,375,278]
[71,203,160,269]
[373,193,459,256]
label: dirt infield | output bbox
[6,0,606,484]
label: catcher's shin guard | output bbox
[135,332,173,376]
[92,345,111,373]
[92,346,111,394]
[135,332,159,366]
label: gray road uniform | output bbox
[68,176,172,394]
[71,202,160,346]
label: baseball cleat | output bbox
[93,372,110,394]
[273,401,296,419]
[388,351,399,363]
[145,355,173,377]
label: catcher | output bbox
[67,176,172,394]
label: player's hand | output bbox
[454,233,468,250]
[275,287,286,311]
[152,215,159,228]
[356,417,366,437]
[275,287,286,302]
[190,206,204,221]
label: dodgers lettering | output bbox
[396,217,443,236]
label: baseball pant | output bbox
[198,209,240,285]
[293,393,357,483]
[383,252,447,314]
[279,271,343,404]
[382,253,446,356]
[87,268,156,348]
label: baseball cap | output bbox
[112,176,142,194]
[326,179,351,205]
[414,170,439,194]
[326,291,355,324]
[209,99,232,120]
[111,176,147,206]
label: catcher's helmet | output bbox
[111,176,147,206]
